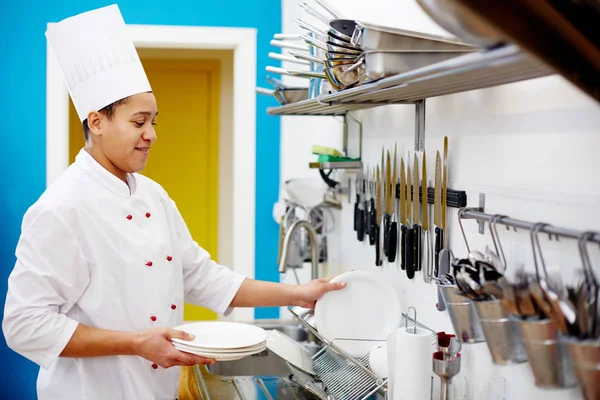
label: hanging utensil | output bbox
[375,164,383,267]
[406,158,415,279]
[387,143,399,263]
[413,153,422,272]
[400,158,407,271]
[383,150,392,257]
[434,151,443,276]
[442,136,448,248]
[422,150,432,283]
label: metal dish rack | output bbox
[286,307,437,400]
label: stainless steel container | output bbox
[473,299,528,365]
[351,20,479,52]
[562,336,600,399]
[438,284,485,343]
[357,50,474,84]
[513,317,577,389]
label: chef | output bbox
[2,4,345,400]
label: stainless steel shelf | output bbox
[267,45,554,116]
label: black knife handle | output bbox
[353,201,358,232]
[369,199,376,245]
[387,221,398,263]
[357,209,365,242]
[406,229,415,279]
[413,224,421,271]
[383,214,390,256]
[375,224,382,267]
[400,225,407,270]
[434,227,443,277]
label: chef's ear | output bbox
[87,111,103,137]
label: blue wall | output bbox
[0,1,281,397]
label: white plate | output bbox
[173,343,267,361]
[172,340,266,353]
[266,329,316,375]
[314,271,401,357]
[172,321,267,349]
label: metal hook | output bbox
[530,222,550,280]
[457,208,471,253]
[490,214,508,271]
[578,231,598,289]
[405,306,417,334]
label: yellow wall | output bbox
[69,57,221,321]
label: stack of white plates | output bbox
[172,321,267,361]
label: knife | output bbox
[353,172,360,232]
[422,151,433,283]
[442,136,448,248]
[399,158,407,270]
[383,151,392,257]
[356,168,366,242]
[375,164,383,267]
[387,144,398,263]
[413,153,422,272]
[405,158,415,279]
[434,151,444,277]
[369,169,376,246]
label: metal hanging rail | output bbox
[460,208,600,244]
[267,45,554,117]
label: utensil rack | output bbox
[459,208,600,243]
[266,45,553,117]
[286,306,437,400]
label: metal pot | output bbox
[416,0,506,48]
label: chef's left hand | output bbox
[293,277,346,308]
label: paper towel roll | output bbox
[386,327,432,400]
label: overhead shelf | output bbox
[267,45,554,116]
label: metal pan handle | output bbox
[313,0,343,19]
[288,50,325,64]
[270,40,311,52]
[300,34,328,52]
[294,18,328,40]
[266,66,326,79]
[269,52,311,66]
[299,1,331,25]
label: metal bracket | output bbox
[478,193,486,234]
[343,113,363,159]
[414,99,426,152]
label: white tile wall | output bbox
[276,1,600,398]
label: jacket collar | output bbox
[75,148,137,197]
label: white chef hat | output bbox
[45,4,152,122]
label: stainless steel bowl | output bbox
[416,0,506,48]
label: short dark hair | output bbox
[82,97,130,141]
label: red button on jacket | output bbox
[166,255,173,262]
[146,212,151,218]
[152,363,158,369]
[150,315,157,322]
[171,304,177,310]
[146,261,153,267]
[126,215,132,220]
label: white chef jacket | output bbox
[2,148,246,400]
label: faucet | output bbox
[278,220,319,282]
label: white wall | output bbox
[277,1,600,399]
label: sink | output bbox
[207,319,323,377]
[207,347,291,376]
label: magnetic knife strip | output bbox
[397,186,467,209]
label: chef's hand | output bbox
[134,327,216,368]
[293,277,347,308]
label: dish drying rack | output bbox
[286,307,437,400]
